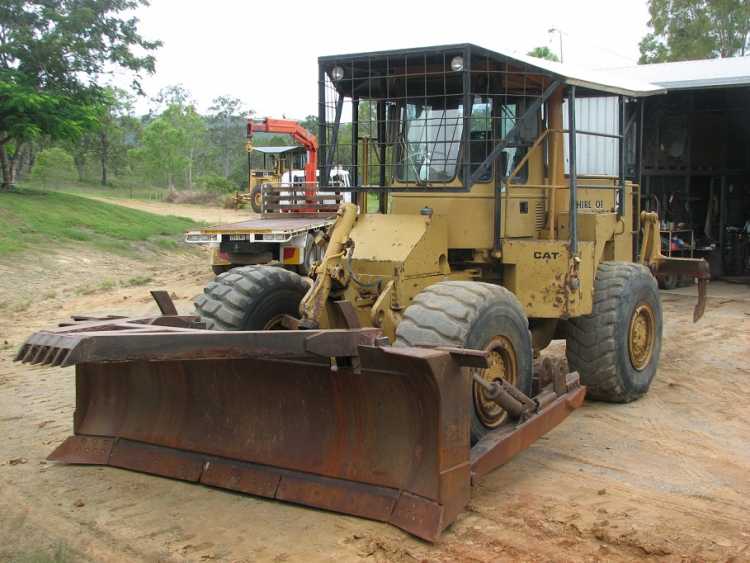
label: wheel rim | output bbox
[472,336,518,428]
[304,235,323,274]
[628,303,656,371]
[254,190,262,209]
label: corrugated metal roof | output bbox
[595,56,750,90]
[505,50,667,97]
[252,145,303,154]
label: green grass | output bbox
[21,178,170,202]
[123,275,154,287]
[0,187,199,256]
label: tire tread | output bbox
[195,265,308,330]
[566,261,658,402]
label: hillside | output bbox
[0,189,198,256]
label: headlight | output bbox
[450,56,464,72]
[331,65,344,81]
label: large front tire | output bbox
[394,281,533,444]
[566,262,663,402]
[195,265,308,330]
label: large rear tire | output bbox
[566,262,663,402]
[195,265,308,330]
[250,184,263,214]
[394,281,533,444]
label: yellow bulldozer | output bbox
[17,44,709,541]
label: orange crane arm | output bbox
[247,118,318,184]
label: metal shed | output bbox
[596,57,750,279]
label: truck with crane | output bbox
[185,117,350,275]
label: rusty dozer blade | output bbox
[17,313,584,542]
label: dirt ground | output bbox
[88,196,254,225]
[1,202,749,562]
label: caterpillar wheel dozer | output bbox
[17,44,709,542]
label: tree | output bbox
[170,104,206,189]
[639,0,750,63]
[131,97,206,190]
[132,114,187,190]
[63,132,96,182]
[208,96,246,178]
[0,0,160,190]
[527,46,560,62]
[92,88,137,186]
[300,115,319,135]
[149,85,194,116]
[0,81,98,188]
[62,87,136,185]
[31,147,76,187]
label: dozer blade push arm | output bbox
[469,365,585,480]
[640,211,710,322]
[299,202,358,326]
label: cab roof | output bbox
[319,43,665,98]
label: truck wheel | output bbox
[250,184,263,214]
[299,232,325,276]
[195,265,308,330]
[212,265,231,276]
[394,281,533,444]
[657,273,677,290]
[566,262,662,402]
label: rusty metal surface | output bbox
[14,317,382,367]
[275,471,399,523]
[434,347,490,369]
[470,384,587,482]
[200,217,334,234]
[333,300,361,329]
[654,256,710,278]
[149,290,178,315]
[201,458,283,498]
[390,492,444,541]
[38,338,472,541]
[23,313,589,541]
[110,439,205,482]
[60,314,126,326]
[694,277,708,322]
[48,435,114,465]
[653,257,710,322]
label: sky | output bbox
[115,0,652,118]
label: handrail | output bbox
[503,129,553,239]
[500,124,637,241]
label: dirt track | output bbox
[88,196,254,225]
[1,203,749,562]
